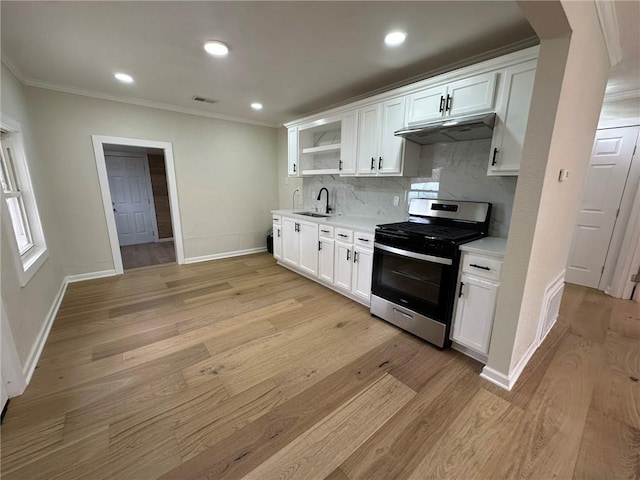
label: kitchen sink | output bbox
[294,211,332,218]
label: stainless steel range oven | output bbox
[371,199,491,348]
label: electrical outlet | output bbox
[393,195,400,206]
[558,169,569,182]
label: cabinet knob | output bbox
[439,96,445,113]
[491,148,499,166]
[459,281,464,298]
[339,160,343,171]
[293,163,297,172]
[346,249,351,261]
[445,94,452,111]
[354,251,358,263]
[370,157,375,170]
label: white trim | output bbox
[480,338,538,391]
[604,89,640,103]
[610,177,640,299]
[595,0,623,66]
[600,127,640,293]
[598,117,640,130]
[479,365,512,390]
[144,154,160,242]
[0,115,49,287]
[156,237,174,243]
[22,278,67,384]
[66,269,117,283]
[1,56,25,83]
[536,270,566,343]
[91,135,185,274]
[22,79,277,128]
[185,247,267,265]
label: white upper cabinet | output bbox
[287,127,299,177]
[356,104,382,175]
[488,59,537,176]
[406,72,497,126]
[339,110,358,175]
[356,97,415,177]
[378,97,407,175]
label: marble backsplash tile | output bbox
[302,139,517,237]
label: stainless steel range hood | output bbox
[395,112,496,145]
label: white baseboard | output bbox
[21,268,117,385]
[480,366,512,390]
[155,237,174,243]
[480,335,540,391]
[184,247,267,264]
[66,269,117,283]
[22,279,68,384]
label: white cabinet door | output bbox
[287,127,299,176]
[452,273,498,355]
[352,247,373,301]
[282,217,299,266]
[273,224,282,260]
[298,221,319,276]
[340,110,358,176]
[356,104,381,175]
[488,61,537,176]
[446,72,497,118]
[378,97,406,176]
[334,241,353,292]
[406,84,447,125]
[318,238,335,283]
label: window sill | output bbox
[17,245,49,287]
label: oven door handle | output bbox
[374,243,453,266]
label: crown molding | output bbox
[19,78,278,128]
[595,0,623,66]
[604,89,640,103]
[1,55,26,83]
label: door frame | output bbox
[103,151,160,243]
[92,135,185,274]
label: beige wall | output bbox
[1,63,65,365]
[25,87,279,273]
[487,0,610,376]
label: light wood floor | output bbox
[120,240,176,270]
[1,253,638,479]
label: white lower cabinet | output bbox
[451,248,504,362]
[318,237,335,283]
[282,217,318,276]
[273,224,282,259]
[277,215,374,306]
[352,247,374,302]
[334,241,353,292]
[452,273,498,355]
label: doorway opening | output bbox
[92,136,185,274]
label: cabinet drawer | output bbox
[461,254,502,281]
[272,214,282,225]
[335,228,353,243]
[318,224,334,239]
[354,232,374,248]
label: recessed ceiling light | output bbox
[251,102,263,111]
[384,31,407,47]
[204,41,229,57]
[114,72,134,83]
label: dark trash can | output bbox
[266,232,273,254]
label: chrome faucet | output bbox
[292,188,300,209]
[317,187,332,214]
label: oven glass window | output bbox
[379,252,442,305]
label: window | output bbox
[0,116,48,286]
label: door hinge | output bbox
[602,265,605,274]
[616,208,620,218]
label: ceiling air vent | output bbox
[192,95,218,104]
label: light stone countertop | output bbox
[460,237,507,258]
[271,210,406,233]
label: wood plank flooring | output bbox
[1,253,639,479]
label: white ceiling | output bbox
[1,2,637,127]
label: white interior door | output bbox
[566,127,639,288]
[106,155,155,246]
